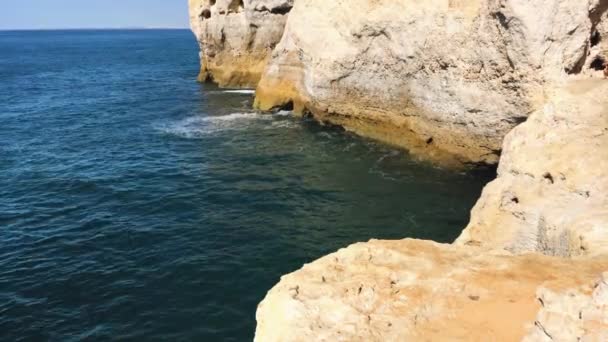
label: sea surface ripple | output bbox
[0,30,493,341]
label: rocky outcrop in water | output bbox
[188,0,293,87]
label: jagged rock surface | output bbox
[254,79,608,341]
[254,0,608,166]
[585,4,608,76]
[188,0,293,87]
[523,272,608,341]
[255,239,608,341]
[254,80,608,340]
[456,80,608,257]
[184,0,608,339]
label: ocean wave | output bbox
[154,112,274,138]
[203,112,268,122]
[222,89,255,94]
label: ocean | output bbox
[0,29,492,341]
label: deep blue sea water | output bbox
[0,30,493,341]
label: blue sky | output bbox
[1,0,189,30]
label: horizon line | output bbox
[0,27,190,32]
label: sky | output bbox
[0,0,190,30]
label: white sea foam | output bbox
[274,110,293,116]
[154,112,295,138]
[155,112,267,138]
[204,112,267,122]
[221,89,256,95]
[265,120,298,130]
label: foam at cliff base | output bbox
[154,112,298,138]
[154,112,271,138]
[222,90,256,94]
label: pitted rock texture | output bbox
[586,3,608,76]
[456,80,608,257]
[188,0,293,87]
[254,239,608,341]
[524,272,608,341]
[254,0,608,166]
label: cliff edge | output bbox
[254,80,608,342]
[187,0,608,340]
[457,79,608,257]
[189,0,607,166]
[253,0,607,165]
[255,240,608,341]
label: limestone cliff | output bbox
[188,0,293,87]
[254,0,607,165]
[254,81,608,340]
[457,80,608,257]
[186,0,608,340]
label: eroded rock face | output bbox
[524,272,608,341]
[585,3,608,76]
[456,80,608,257]
[254,0,608,165]
[188,0,293,87]
[254,80,608,340]
[255,239,608,341]
[198,0,608,339]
